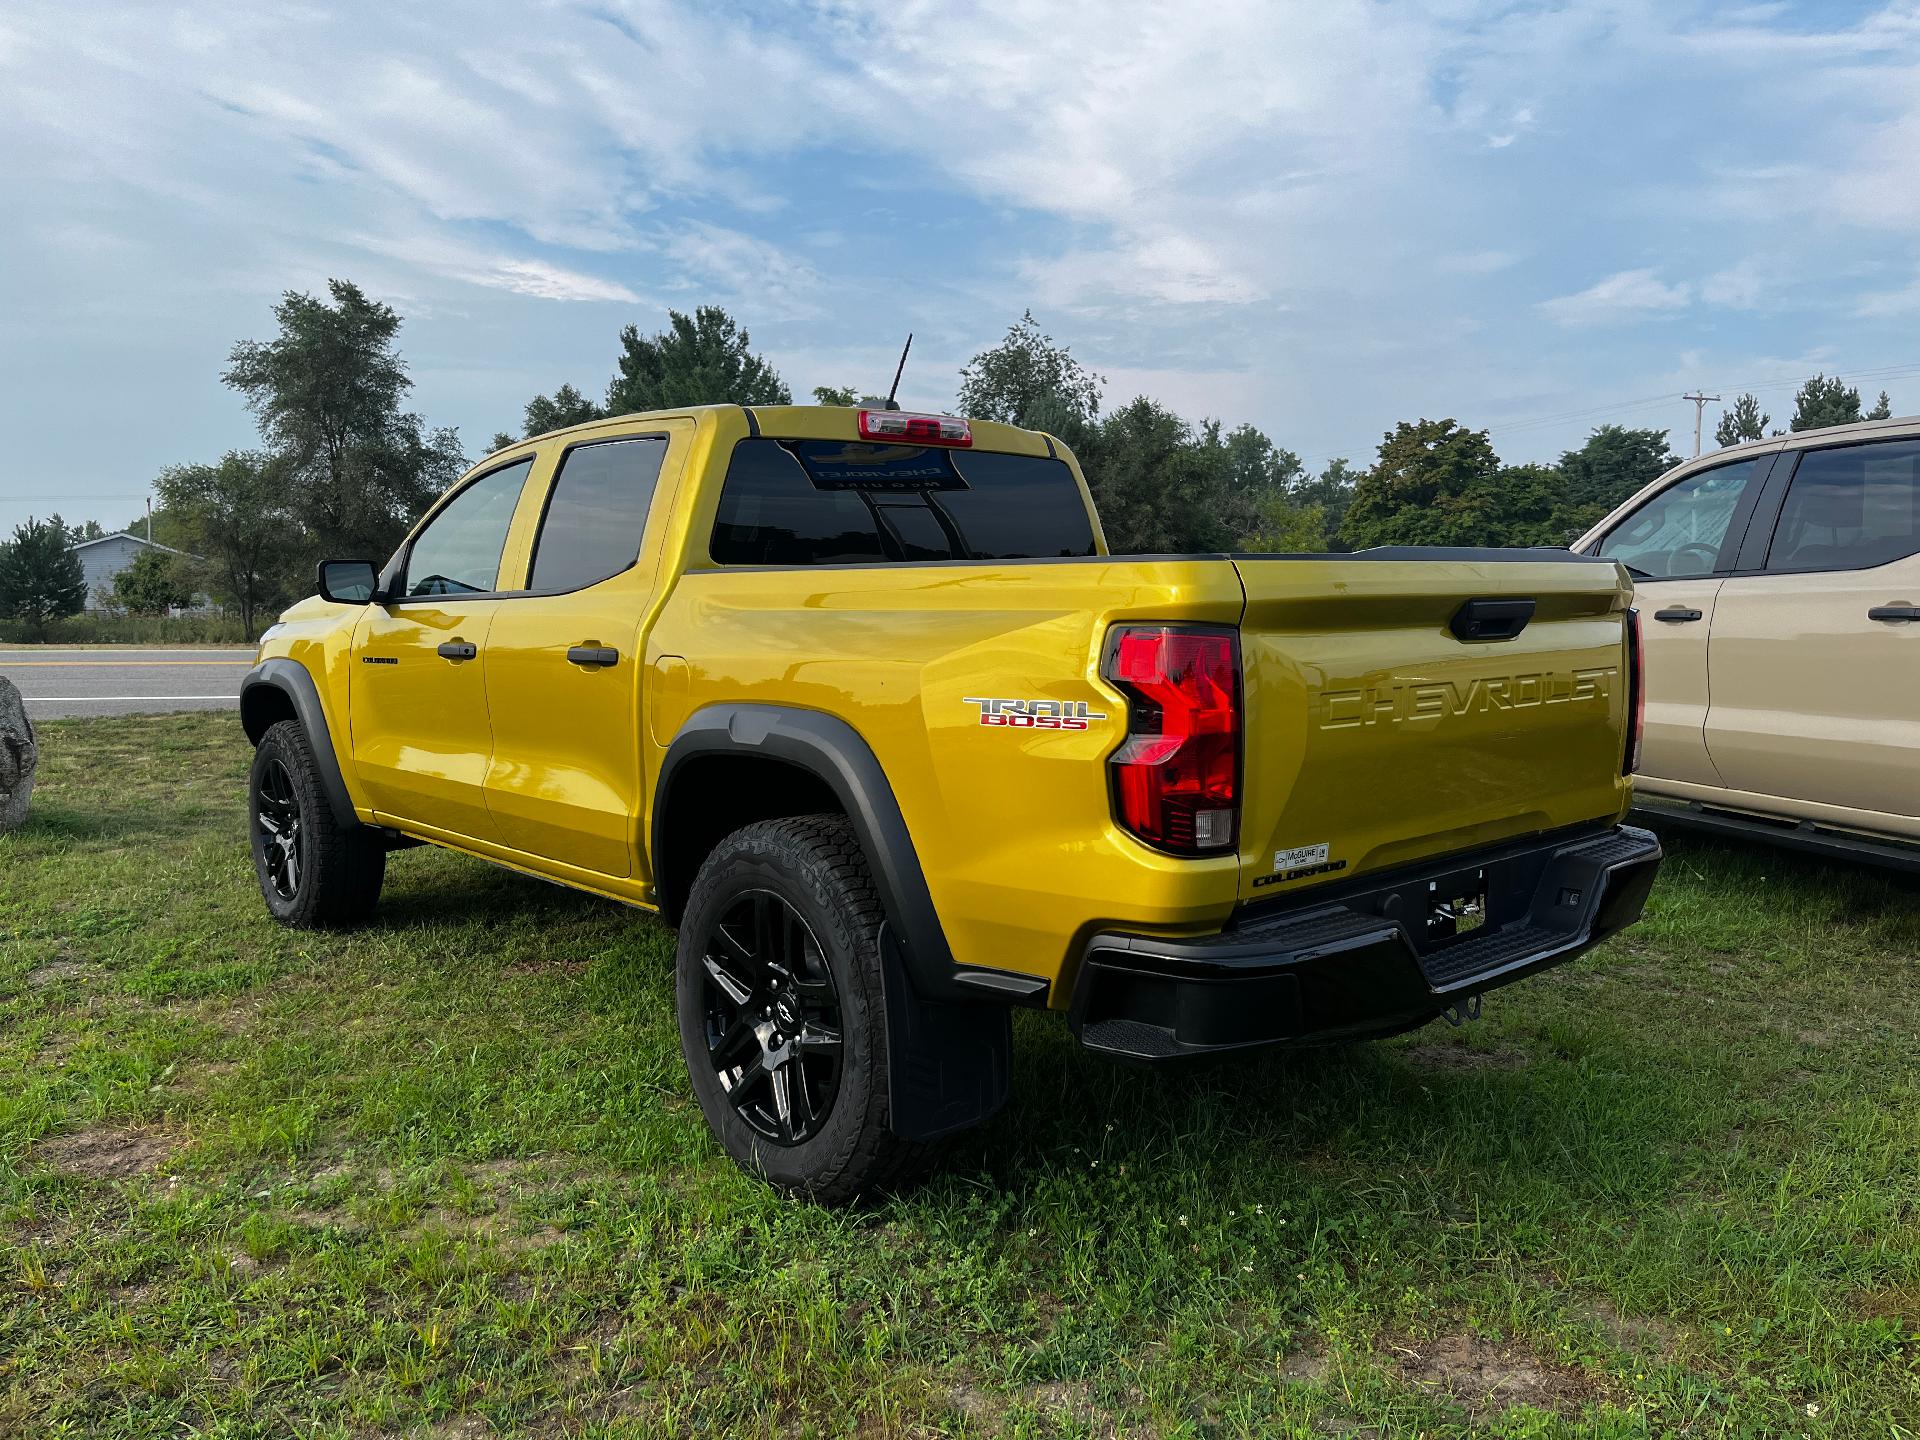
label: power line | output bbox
[1682,392,1722,457]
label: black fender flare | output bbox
[655,703,1011,1141]
[656,704,957,989]
[240,658,361,831]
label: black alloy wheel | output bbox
[254,756,305,901]
[699,889,844,1145]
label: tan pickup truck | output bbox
[1576,414,1920,868]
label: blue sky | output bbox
[5,0,1920,536]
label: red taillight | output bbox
[1103,626,1240,854]
[1624,607,1645,775]
[858,410,973,446]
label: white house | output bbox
[70,533,196,611]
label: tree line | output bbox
[0,285,1902,635]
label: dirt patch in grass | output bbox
[31,1125,174,1180]
[1402,1042,1529,1072]
[1279,1344,1332,1384]
[25,960,96,988]
[1393,1332,1600,1415]
[1576,1297,1677,1356]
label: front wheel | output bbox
[248,720,386,928]
[675,816,931,1203]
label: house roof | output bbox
[70,532,196,559]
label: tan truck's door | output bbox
[1705,435,1920,824]
[1591,453,1770,787]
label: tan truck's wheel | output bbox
[676,815,930,1203]
[248,720,386,929]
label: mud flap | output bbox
[878,924,1011,1142]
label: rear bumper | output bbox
[1068,823,1661,1061]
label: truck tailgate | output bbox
[1231,553,1632,905]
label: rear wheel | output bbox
[676,816,930,1203]
[249,720,386,928]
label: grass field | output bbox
[3,714,1916,1438]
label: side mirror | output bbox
[317,559,382,605]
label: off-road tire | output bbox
[249,719,386,929]
[676,815,934,1203]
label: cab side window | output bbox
[528,437,669,592]
[1766,439,1920,573]
[1596,458,1760,579]
[400,459,532,598]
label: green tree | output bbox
[1341,420,1508,549]
[812,384,861,407]
[1556,425,1678,536]
[0,516,88,631]
[488,432,516,454]
[1790,373,1862,432]
[110,547,193,616]
[1219,424,1305,500]
[1866,389,1893,421]
[1492,463,1576,546]
[1715,393,1771,447]
[955,312,1104,440]
[155,451,301,637]
[1238,495,1328,552]
[223,279,466,559]
[606,306,790,415]
[1086,399,1237,554]
[1295,458,1359,551]
[523,383,605,437]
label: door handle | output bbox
[567,645,620,668]
[1653,607,1703,623]
[1868,605,1920,622]
[436,640,477,661]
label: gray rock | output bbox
[0,676,35,832]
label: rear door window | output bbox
[529,437,669,592]
[710,439,1097,565]
[1765,439,1920,572]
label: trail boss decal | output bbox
[963,697,1107,731]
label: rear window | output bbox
[709,439,1097,566]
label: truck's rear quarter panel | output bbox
[647,559,1248,993]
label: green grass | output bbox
[2,714,1916,1438]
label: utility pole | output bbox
[1682,392,1721,457]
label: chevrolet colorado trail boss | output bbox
[243,404,1662,1201]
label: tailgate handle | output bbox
[1450,597,1536,643]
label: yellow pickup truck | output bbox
[242,404,1661,1200]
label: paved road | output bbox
[0,648,256,719]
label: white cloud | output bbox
[656,222,824,318]
[346,231,641,303]
[1538,269,1692,327]
[1701,258,1772,311]
[10,0,1920,536]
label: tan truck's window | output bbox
[1767,439,1920,572]
[1597,458,1759,578]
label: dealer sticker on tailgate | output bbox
[1273,842,1329,873]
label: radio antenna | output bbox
[883,333,912,411]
